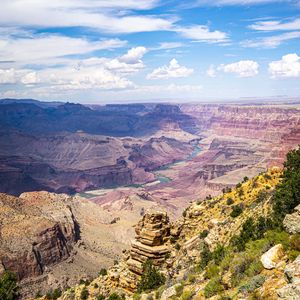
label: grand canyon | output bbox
[0,99,300,298]
[1,1,300,298]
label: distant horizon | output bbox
[1,96,300,106]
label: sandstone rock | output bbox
[284,255,300,285]
[261,244,285,270]
[160,283,181,300]
[283,204,300,234]
[277,284,300,299]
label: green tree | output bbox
[0,271,19,300]
[273,146,300,224]
[137,260,165,293]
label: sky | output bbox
[0,0,300,103]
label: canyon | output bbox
[0,100,300,298]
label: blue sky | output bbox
[0,0,300,103]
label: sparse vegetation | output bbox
[99,268,108,276]
[80,287,89,300]
[46,289,62,300]
[0,271,19,300]
[230,205,243,218]
[137,260,165,293]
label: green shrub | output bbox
[238,275,265,293]
[175,284,184,296]
[204,277,224,298]
[230,205,243,218]
[46,289,62,300]
[243,176,249,183]
[94,283,99,288]
[205,262,219,279]
[137,260,165,293]
[226,198,234,205]
[0,271,19,300]
[97,295,105,300]
[212,244,226,265]
[273,147,300,224]
[107,293,125,300]
[181,290,193,300]
[199,243,212,269]
[290,234,300,251]
[236,183,242,189]
[80,287,89,300]
[175,243,181,250]
[99,268,107,276]
[200,229,209,238]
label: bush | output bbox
[212,244,225,265]
[226,198,234,205]
[175,243,181,250]
[204,277,224,298]
[80,288,89,300]
[200,229,209,238]
[97,295,105,300]
[243,176,249,183]
[238,275,265,293]
[0,271,19,300]
[181,289,193,300]
[108,293,125,300]
[46,289,62,300]
[205,263,219,279]
[236,183,242,189]
[230,205,243,218]
[199,243,212,269]
[99,268,107,276]
[137,260,165,293]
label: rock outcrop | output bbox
[283,204,300,234]
[277,255,300,299]
[119,212,171,291]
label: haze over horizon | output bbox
[0,0,300,103]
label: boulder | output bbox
[160,284,181,300]
[261,244,285,270]
[283,204,300,234]
[277,255,300,299]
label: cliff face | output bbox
[0,192,78,280]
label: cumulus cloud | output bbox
[21,72,40,85]
[249,18,300,31]
[241,31,300,48]
[219,60,259,77]
[269,53,300,78]
[176,25,228,43]
[119,47,147,64]
[147,59,194,80]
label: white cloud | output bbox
[269,53,300,78]
[0,68,17,83]
[0,1,173,34]
[0,34,127,65]
[119,47,147,64]
[250,18,300,31]
[241,31,300,48]
[219,60,259,77]
[147,59,194,80]
[176,25,228,43]
[206,65,217,77]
